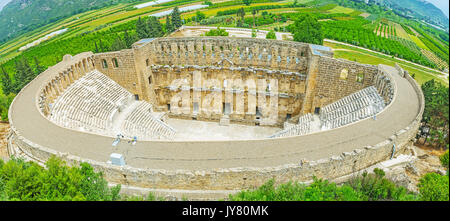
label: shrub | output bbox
[229,168,419,201]
[0,156,121,201]
[418,173,449,201]
[204,27,229,36]
[440,150,449,169]
[229,178,365,201]
[347,169,417,201]
[266,30,276,39]
[0,93,15,122]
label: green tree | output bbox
[0,93,15,121]
[292,14,323,45]
[110,36,127,51]
[94,41,99,53]
[204,27,229,36]
[98,39,107,52]
[252,9,257,28]
[13,57,34,93]
[441,150,449,169]
[123,30,134,48]
[147,17,164,38]
[236,8,245,27]
[0,156,121,201]
[165,15,173,33]
[243,0,252,6]
[171,7,182,29]
[33,57,45,76]
[195,11,206,22]
[136,17,148,39]
[418,173,449,201]
[266,30,276,39]
[421,79,449,148]
[0,67,13,96]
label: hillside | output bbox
[0,0,139,43]
[371,0,449,30]
[0,0,13,11]
[0,0,447,90]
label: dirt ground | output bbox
[0,122,9,160]
[399,144,448,192]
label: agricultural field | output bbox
[421,49,449,71]
[409,34,429,50]
[0,0,447,99]
[324,41,448,86]
[370,18,448,71]
[327,5,354,14]
[391,22,410,40]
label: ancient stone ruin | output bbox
[8,37,423,200]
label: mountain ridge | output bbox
[370,0,449,29]
[0,0,138,43]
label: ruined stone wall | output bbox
[147,37,310,72]
[149,64,307,125]
[373,65,395,105]
[129,37,311,124]
[9,38,424,197]
[93,50,143,97]
[38,53,95,116]
[9,60,421,192]
[312,57,379,110]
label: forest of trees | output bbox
[1,151,448,201]
[320,18,435,67]
[0,156,121,201]
[291,14,323,45]
[0,0,448,202]
[0,8,183,121]
[230,151,449,201]
[420,79,449,149]
[0,57,45,121]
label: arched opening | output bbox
[356,73,364,83]
[102,59,108,69]
[112,58,119,68]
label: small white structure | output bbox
[110,153,125,166]
[134,0,174,9]
[19,28,68,51]
[150,4,209,17]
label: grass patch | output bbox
[327,6,354,14]
[409,34,429,50]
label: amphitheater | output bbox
[7,36,424,200]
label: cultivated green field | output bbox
[324,41,448,86]
[0,0,448,97]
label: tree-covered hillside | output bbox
[0,0,141,43]
[370,0,449,30]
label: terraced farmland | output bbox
[421,49,449,70]
[0,0,447,96]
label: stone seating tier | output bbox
[319,86,385,130]
[49,70,176,140]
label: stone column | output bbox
[301,55,320,114]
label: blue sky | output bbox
[426,0,449,18]
[0,0,12,11]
